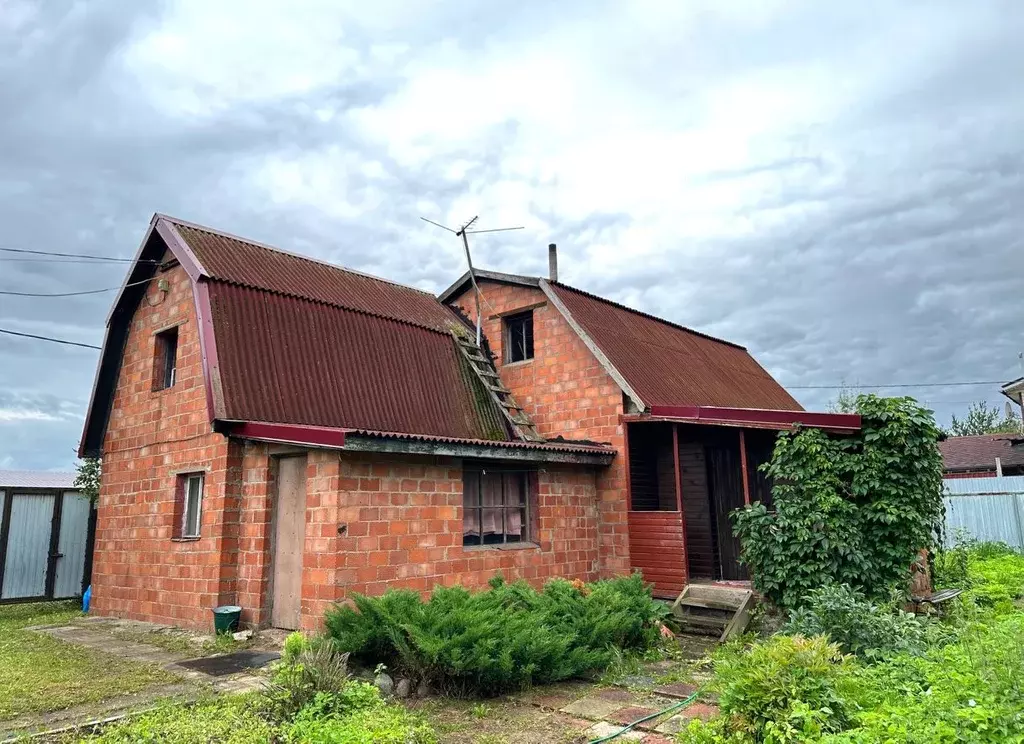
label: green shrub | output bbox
[784,583,939,659]
[934,539,1024,616]
[282,689,436,743]
[680,635,852,743]
[266,633,351,720]
[733,395,945,609]
[75,695,274,744]
[325,574,663,696]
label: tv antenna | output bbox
[421,215,524,345]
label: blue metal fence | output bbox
[942,476,1024,549]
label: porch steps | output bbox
[451,331,545,443]
[671,584,756,642]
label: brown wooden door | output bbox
[271,456,307,629]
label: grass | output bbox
[0,601,174,721]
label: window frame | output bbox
[176,472,204,540]
[503,310,534,364]
[461,467,537,548]
[153,326,179,391]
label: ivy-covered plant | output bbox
[732,395,945,609]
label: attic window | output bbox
[153,326,179,391]
[504,311,534,363]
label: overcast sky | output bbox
[2,0,1023,471]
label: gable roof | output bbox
[939,433,1024,473]
[440,270,802,413]
[82,216,616,459]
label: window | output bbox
[153,326,179,390]
[175,473,203,539]
[504,311,534,363]
[462,469,536,546]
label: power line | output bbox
[0,328,100,350]
[789,380,1006,390]
[0,247,158,263]
[0,276,152,297]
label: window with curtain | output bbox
[462,469,536,546]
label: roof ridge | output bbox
[156,213,438,298]
[209,277,458,335]
[550,280,747,351]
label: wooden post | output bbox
[672,424,683,511]
[739,429,751,506]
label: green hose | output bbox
[587,689,701,744]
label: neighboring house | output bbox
[79,215,859,631]
[0,470,94,602]
[938,434,1024,478]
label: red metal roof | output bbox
[207,282,510,441]
[549,283,802,411]
[938,434,1024,472]
[168,218,454,332]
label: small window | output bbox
[153,327,179,390]
[504,311,534,363]
[462,469,536,546]
[175,473,203,539]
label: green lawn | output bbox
[0,601,174,721]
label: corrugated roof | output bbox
[168,218,454,332]
[549,283,802,411]
[939,434,1024,472]
[346,428,614,454]
[208,283,511,441]
[0,470,77,489]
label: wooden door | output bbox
[272,456,307,629]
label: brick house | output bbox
[80,216,859,631]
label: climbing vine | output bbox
[732,395,945,609]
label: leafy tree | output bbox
[74,457,101,504]
[732,395,945,609]
[948,400,1021,436]
[826,385,858,414]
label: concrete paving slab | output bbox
[584,721,645,741]
[560,696,629,720]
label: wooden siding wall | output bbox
[628,424,676,511]
[627,511,685,598]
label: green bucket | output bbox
[212,605,242,634]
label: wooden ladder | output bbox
[451,332,545,443]
[671,584,756,642]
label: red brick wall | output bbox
[92,263,235,628]
[452,281,631,576]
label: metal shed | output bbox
[0,470,95,603]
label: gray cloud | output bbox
[2,0,1024,470]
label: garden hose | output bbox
[587,689,701,744]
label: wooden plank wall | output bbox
[627,510,686,598]
[677,440,717,581]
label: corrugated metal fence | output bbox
[943,476,1024,549]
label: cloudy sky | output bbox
[2,0,1023,471]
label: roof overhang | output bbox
[222,422,615,466]
[628,405,861,433]
[1001,377,1024,404]
[438,269,540,305]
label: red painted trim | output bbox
[155,218,208,281]
[739,429,751,506]
[645,405,861,431]
[192,279,222,422]
[232,422,348,448]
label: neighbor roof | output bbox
[441,270,802,412]
[0,470,77,489]
[939,434,1024,473]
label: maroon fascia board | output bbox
[154,217,208,282]
[646,405,862,431]
[231,422,348,448]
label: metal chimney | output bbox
[548,243,558,283]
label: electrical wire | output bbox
[0,328,100,350]
[789,381,1007,390]
[0,276,153,297]
[0,247,158,263]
